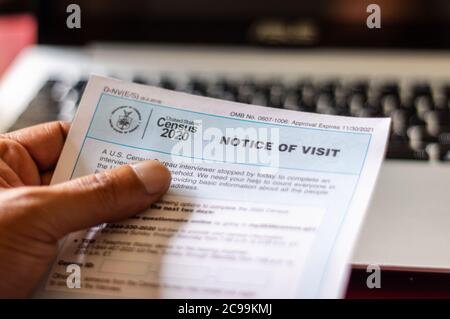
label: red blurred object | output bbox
[0,14,36,79]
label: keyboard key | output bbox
[426,143,450,161]
[407,125,438,144]
[349,93,365,116]
[250,91,267,106]
[283,92,301,110]
[414,95,434,121]
[58,99,77,121]
[298,81,316,109]
[381,94,400,117]
[267,83,285,108]
[236,85,255,104]
[316,93,335,114]
[424,110,450,136]
[50,81,72,102]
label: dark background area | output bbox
[0,0,30,13]
[1,0,450,49]
[39,0,450,49]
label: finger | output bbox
[25,160,171,240]
[0,140,40,186]
[0,159,25,188]
[1,121,70,171]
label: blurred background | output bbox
[1,0,450,299]
[1,0,450,48]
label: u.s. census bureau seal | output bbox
[109,106,142,134]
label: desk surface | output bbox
[346,269,450,298]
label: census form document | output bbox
[35,75,390,299]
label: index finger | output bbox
[1,121,71,171]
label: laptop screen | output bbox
[38,0,450,49]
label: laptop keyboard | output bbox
[9,75,450,161]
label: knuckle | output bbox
[0,139,24,159]
[86,172,122,211]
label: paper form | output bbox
[35,75,390,298]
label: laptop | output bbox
[0,0,449,273]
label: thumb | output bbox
[28,160,171,240]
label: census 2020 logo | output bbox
[109,106,142,134]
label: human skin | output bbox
[0,121,171,298]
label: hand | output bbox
[0,121,171,298]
